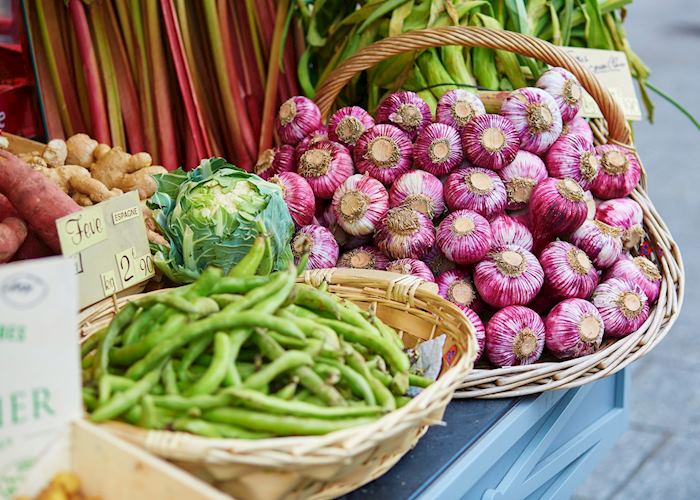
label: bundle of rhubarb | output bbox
[81,240,433,438]
[25,0,301,170]
[263,69,661,367]
[297,0,653,119]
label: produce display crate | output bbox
[78,268,477,499]
[16,420,228,500]
[313,26,684,399]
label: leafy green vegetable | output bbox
[148,158,294,283]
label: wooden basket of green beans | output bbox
[79,240,476,500]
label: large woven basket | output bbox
[313,26,684,399]
[78,268,477,499]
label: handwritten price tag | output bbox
[116,247,154,287]
[55,191,153,308]
[561,47,642,121]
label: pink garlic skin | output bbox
[539,241,598,300]
[328,107,375,152]
[595,198,644,250]
[462,114,520,170]
[436,89,486,130]
[498,150,548,210]
[509,208,532,230]
[297,140,354,199]
[389,170,445,219]
[591,144,642,199]
[294,127,329,165]
[563,116,594,144]
[500,87,563,154]
[592,277,650,338]
[424,246,457,276]
[462,307,485,362]
[354,124,413,185]
[437,269,483,313]
[569,220,623,269]
[436,209,492,265]
[255,145,296,180]
[374,207,436,260]
[444,167,507,220]
[474,244,544,308]
[319,203,352,248]
[545,134,599,190]
[529,177,588,253]
[332,174,389,236]
[584,190,596,220]
[386,258,436,282]
[292,225,339,270]
[275,96,323,145]
[545,298,604,359]
[486,306,545,367]
[337,246,390,270]
[269,171,315,227]
[489,214,533,252]
[536,67,583,123]
[375,91,432,140]
[604,255,661,304]
[414,123,464,176]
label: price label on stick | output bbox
[55,191,154,308]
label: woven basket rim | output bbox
[312,26,685,399]
[80,269,477,462]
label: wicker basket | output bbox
[313,26,684,399]
[78,268,477,499]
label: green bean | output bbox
[121,404,142,425]
[314,364,341,384]
[162,361,179,395]
[210,294,243,308]
[396,396,412,408]
[105,374,136,392]
[111,314,187,366]
[274,381,298,400]
[151,384,165,395]
[189,266,223,297]
[284,304,319,319]
[318,360,375,406]
[94,302,138,380]
[251,267,296,314]
[253,332,345,406]
[319,319,410,375]
[81,328,105,357]
[137,295,219,315]
[122,304,167,345]
[91,366,162,422]
[228,234,266,277]
[291,284,342,318]
[82,388,98,411]
[82,351,96,370]
[210,275,271,294]
[173,418,269,439]
[139,395,158,429]
[277,310,340,349]
[177,332,214,380]
[345,348,395,411]
[371,315,404,352]
[256,231,274,275]
[237,362,256,379]
[268,332,306,349]
[152,393,231,411]
[242,351,312,390]
[295,252,309,276]
[371,368,392,387]
[392,372,409,395]
[409,373,434,388]
[222,329,252,388]
[203,407,375,436]
[225,388,383,419]
[185,332,231,396]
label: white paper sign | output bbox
[562,47,643,121]
[0,257,81,499]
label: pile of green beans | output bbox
[81,236,433,438]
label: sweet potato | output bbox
[0,150,81,252]
[0,217,28,262]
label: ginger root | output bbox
[66,133,98,167]
[42,138,68,167]
[19,152,48,170]
[90,146,167,200]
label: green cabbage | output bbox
[148,158,294,283]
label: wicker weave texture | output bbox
[313,26,684,399]
[79,269,477,499]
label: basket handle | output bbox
[314,26,632,146]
